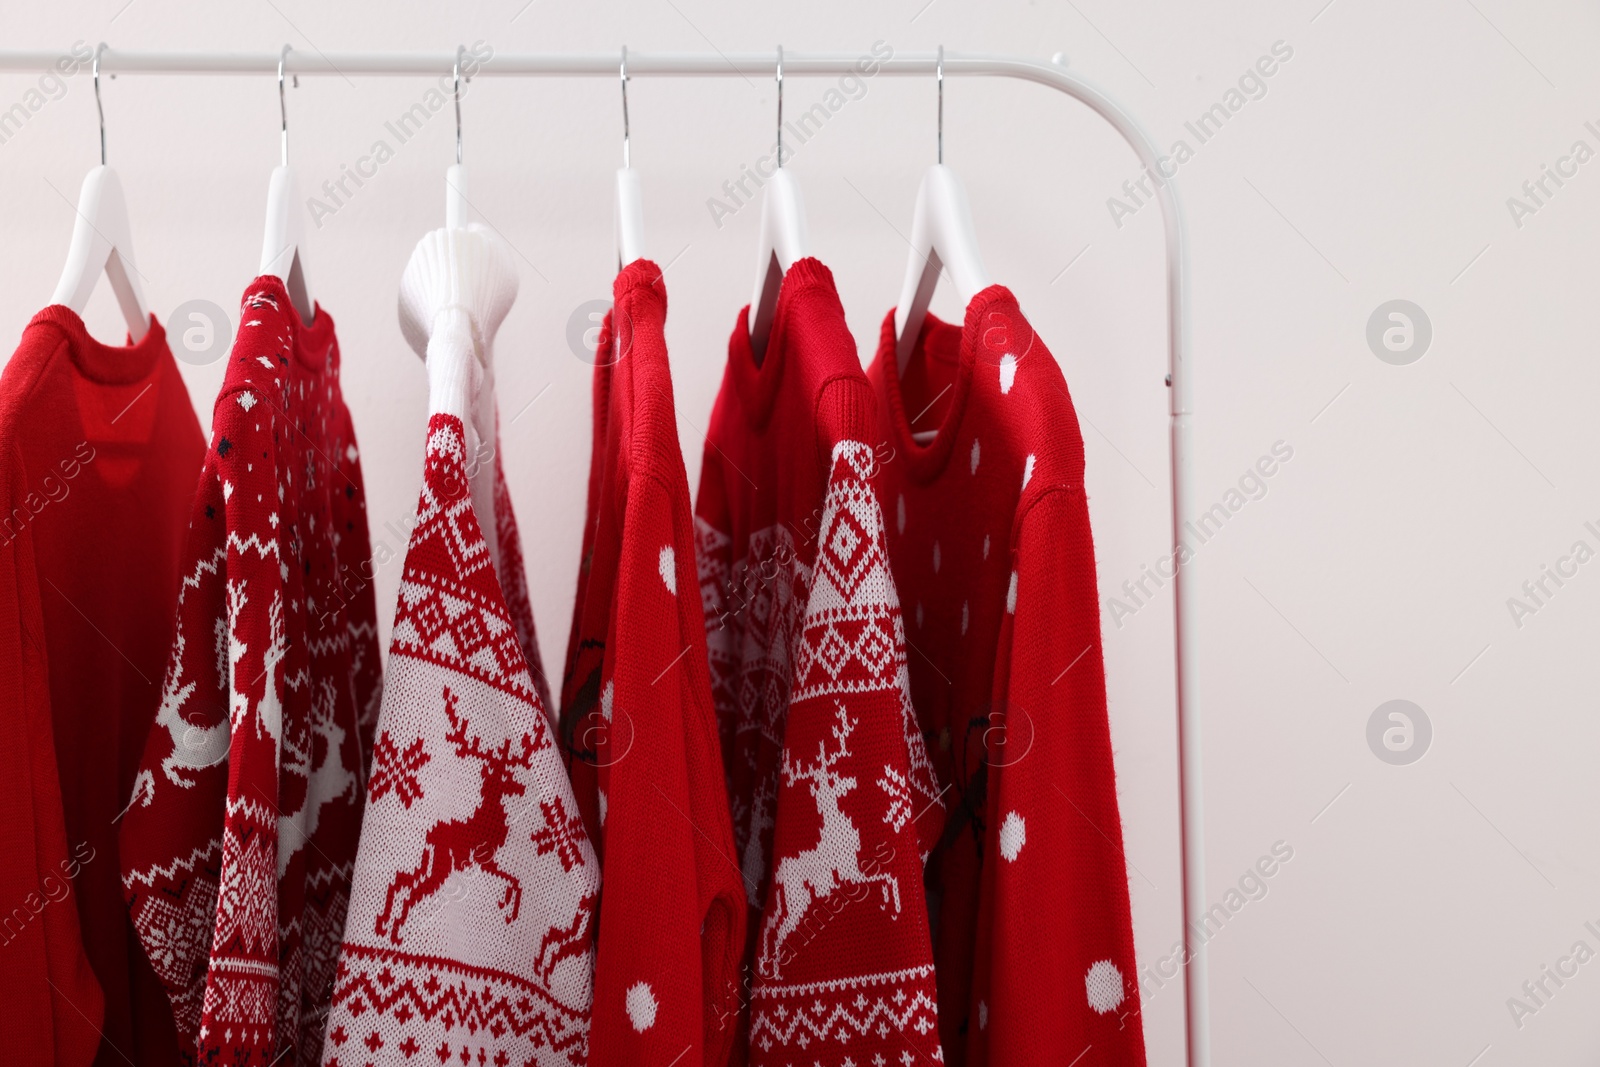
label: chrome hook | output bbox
[775,45,785,168]
[278,45,293,167]
[93,42,107,166]
[937,45,944,165]
[620,46,631,169]
[453,45,465,165]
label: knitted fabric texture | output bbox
[556,260,746,1067]
[118,277,381,1065]
[866,291,1147,1066]
[0,307,204,1065]
[398,224,552,711]
[322,414,598,1067]
[692,258,944,1067]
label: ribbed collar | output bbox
[873,283,1016,484]
[727,257,837,432]
[29,304,166,385]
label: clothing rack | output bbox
[0,46,1205,1066]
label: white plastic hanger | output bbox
[51,43,150,342]
[615,47,645,271]
[261,45,314,324]
[748,45,808,365]
[893,46,992,389]
[446,46,470,230]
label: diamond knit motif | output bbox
[323,414,599,1067]
[748,440,944,1067]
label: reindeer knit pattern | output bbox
[118,276,381,1066]
[866,292,1147,1066]
[557,261,747,1067]
[693,258,944,1067]
[321,414,599,1067]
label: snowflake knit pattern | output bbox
[118,277,380,1065]
[747,440,944,1067]
[693,259,944,1064]
[321,414,599,1067]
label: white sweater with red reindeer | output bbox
[320,227,599,1067]
[118,277,381,1065]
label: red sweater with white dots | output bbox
[557,260,747,1067]
[864,289,1147,1066]
[693,259,945,1067]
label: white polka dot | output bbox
[625,981,658,1031]
[932,541,941,573]
[658,546,677,594]
[961,601,969,635]
[998,810,1026,861]
[1006,571,1018,614]
[982,534,990,560]
[601,680,614,722]
[999,353,1017,394]
[598,789,608,826]
[978,1000,988,1029]
[237,391,258,412]
[1085,961,1125,1014]
[897,494,906,535]
[970,438,981,474]
[1022,454,1036,491]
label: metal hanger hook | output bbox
[620,46,630,169]
[453,45,465,166]
[937,45,944,165]
[93,42,107,166]
[278,45,292,167]
[775,45,784,169]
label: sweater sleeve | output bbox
[974,484,1147,1065]
[587,471,747,1067]
[119,385,290,1052]
[0,451,105,1067]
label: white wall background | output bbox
[4,2,1599,1064]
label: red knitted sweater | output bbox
[693,258,944,1067]
[558,260,746,1066]
[865,291,1147,1066]
[0,308,203,1066]
[119,277,380,1065]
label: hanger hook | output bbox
[775,45,784,169]
[937,45,944,165]
[93,42,106,166]
[453,45,465,166]
[620,46,630,169]
[278,45,291,167]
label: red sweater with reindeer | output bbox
[0,308,203,1067]
[693,258,944,1067]
[557,261,746,1067]
[118,277,381,1066]
[864,291,1147,1066]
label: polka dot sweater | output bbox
[557,260,747,1067]
[864,288,1148,1066]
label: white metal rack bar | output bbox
[0,46,1205,1066]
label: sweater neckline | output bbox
[728,257,835,431]
[247,275,335,375]
[30,305,166,385]
[874,284,1014,483]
